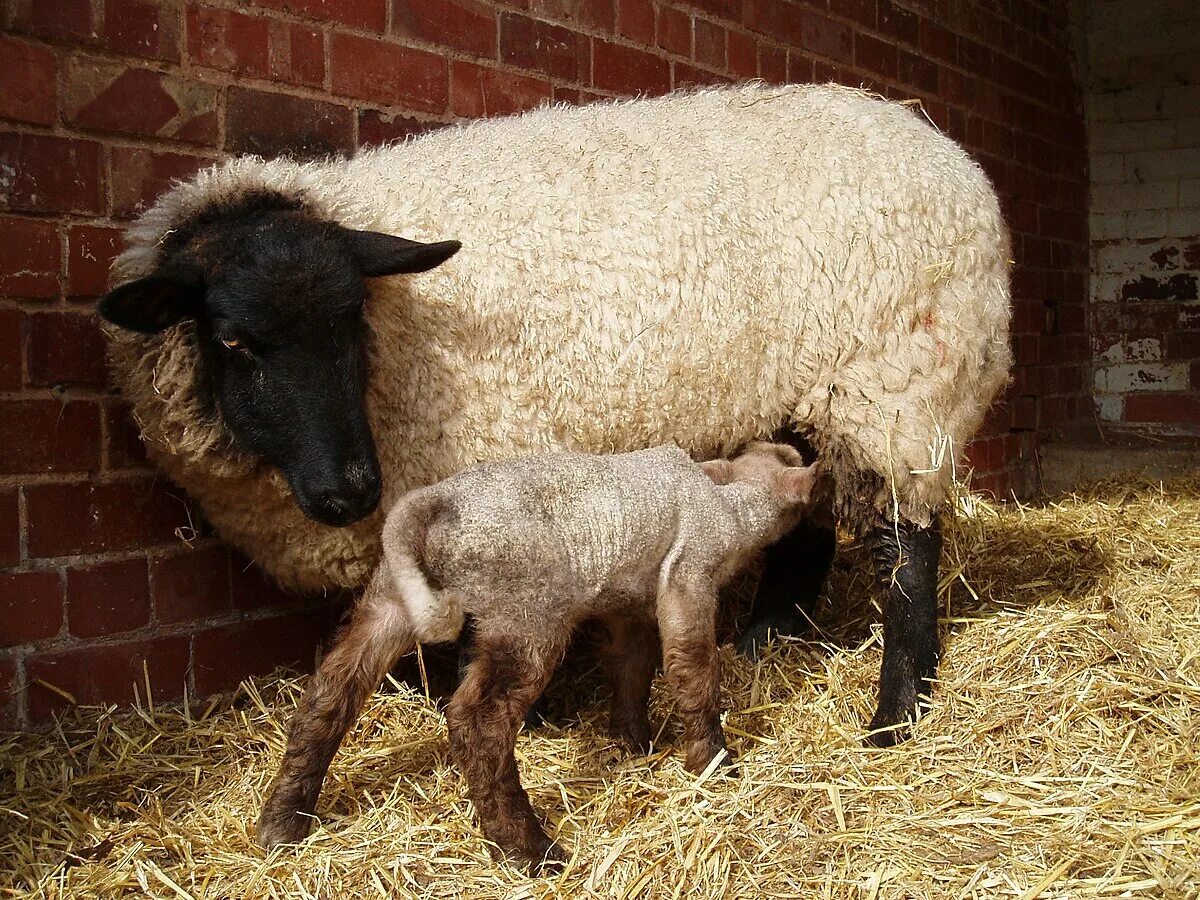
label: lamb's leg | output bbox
[446,630,566,872]
[739,501,837,658]
[599,612,658,754]
[258,592,413,848]
[656,583,732,773]
[866,514,942,747]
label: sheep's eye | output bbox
[221,337,245,352]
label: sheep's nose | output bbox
[314,478,381,527]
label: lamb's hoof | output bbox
[736,613,806,659]
[612,718,653,755]
[531,842,567,876]
[256,807,315,849]
[686,745,738,776]
[501,836,566,875]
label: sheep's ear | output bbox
[340,229,462,277]
[99,271,204,333]
[700,459,734,485]
[778,463,819,504]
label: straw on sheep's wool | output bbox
[4,471,1198,899]
[106,82,1011,594]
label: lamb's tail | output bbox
[375,488,465,645]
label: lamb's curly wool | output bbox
[107,83,1012,594]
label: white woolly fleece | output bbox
[107,83,1012,593]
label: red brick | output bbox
[675,62,731,87]
[1124,394,1200,425]
[1166,332,1200,360]
[743,0,804,46]
[358,110,444,147]
[0,490,17,568]
[592,39,671,95]
[451,62,552,119]
[187,5,271,78]
[0,217,59,299]
[67,558,151,638]
[786,51,813,84]
[617,0,654,44]
[104,401,150,469]
[0,655,17,729]
[657,6,691,57]
[0,309,19,392]
[919,19,956,64]
[833,0,876,29]
[254,0,386,31]
[64,57,218,144]
[151,546,231,624]
[759,43,786,83]
[801,11,853,65]
[680,0,740,19]
[193,607,336,695]
[25,634,189,720]
[269,21,325,88]
[519,0,615,32]
[694,18,725,69]
[877,0,918,45]
[26,478,195,558]
[0,570,64,648]
[500,14,590,83]
[27,312,108,387]
[226,88,354,158]
[0,399,101,475]
[4,0,97,45]
[67,225,124,299]
[898,49,937,93]
[104,0,182,61]
[0,37,57,125]
[230,551,307,609]
[727,29,756,77]
[1011,395,1037,431]
[0,134,104,215]
[110,147,212,219]
[331,33,449,113]
[552,86,606,105]
[393,0,497,58]
[855,33,898,79]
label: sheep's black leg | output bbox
[865,514,942,747]
[737,518,837,658]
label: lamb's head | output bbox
[99,191,460,527]
[700,442,820,542]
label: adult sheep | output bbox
[100,83,1012,744]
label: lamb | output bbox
[100,82,1012,743]
[256,442,819,868]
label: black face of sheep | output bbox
[99,196,461,527]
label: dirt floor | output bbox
[2,472,1198,898]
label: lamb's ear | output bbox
[700,459,734,485]
[98,271,204,333]
[778,463,819,505]
[339,229,462,277]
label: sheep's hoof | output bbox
[256,806,315,849]
[735,614,806,659]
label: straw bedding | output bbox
[3,471,1198,899]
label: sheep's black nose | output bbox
[314,480,381,527]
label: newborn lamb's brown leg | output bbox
[656,580,732,774]
[258,575,413,848]
[599,612,658,754]
[446,627,566,872]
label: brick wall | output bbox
[0,0,1087,728]
[1084,0,1200,436]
